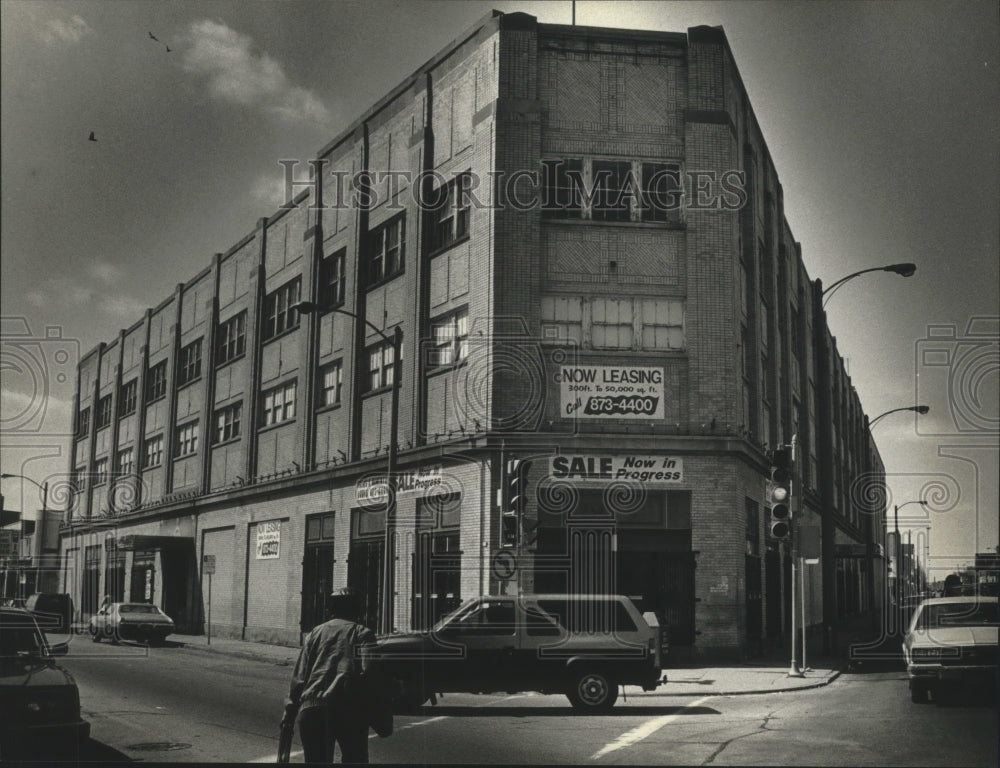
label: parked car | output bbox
[89,602,175,645]
[25,592,74,633]
[374,594,665,712]
[0,608,90,757]
[902,596,998,703]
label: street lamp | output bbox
[869,405,930,428]
[821,263,916,308]
[292,300,402,635]
[0,474,48,512]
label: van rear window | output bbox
[535,600,637,634]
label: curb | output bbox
[625,669,842,698]
[176,639,297,666]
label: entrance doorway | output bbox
[302,512,336,632]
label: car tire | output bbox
[909,681,929,703]
[567,669,618,712]
[90,626,101,643]
[391,677,429,713]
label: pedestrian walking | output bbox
[280,588,391,764]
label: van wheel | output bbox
[392,677,429,713]
[567,669,618,712]
[90,627,101,643]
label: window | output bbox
[261,381,296,426]
[591,298,634,349]
[367,340,399,392]
[147,360,167,402]
[214,402,242,443]
[591,160,633,222]
[264,278,301,340]
[217,311,246,364]
[144,435,163,468]
[175,421,199,457]
[77,407,91,438]
[96,395,113,429]
[541,159,583,219]
[641,163,682,223]
[541,297,583,344]
[178,339,202,386]
[430,173,471,251]
[320,249,347,308]
[368,216,405,285]
[118,380,137,417]
[640,298,685,350]
[117,448,134,476]
[429,309,469,367]
[94,457,109,485]
[321,361,343,407]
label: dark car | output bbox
[89,602,175,644]
[0,608,90,758]
[25,592,75,633]
[374,594,665,712]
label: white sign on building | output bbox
[557,365,665,420]
[549,454,684,484]
[355,466,443,504]
[255,520,281,560]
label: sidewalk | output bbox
[168,631,845,698]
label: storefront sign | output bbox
[255,520,281,560]
[355,466,443,504]
[557,365,665,420]
[549,454,684,484]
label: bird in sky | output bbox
[88,132,97,142]
[148,31,159,42]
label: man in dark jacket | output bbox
[282,588,376,763]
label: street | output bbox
[22,636,998,766]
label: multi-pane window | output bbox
[117,448,134,476]
[94,457,109,485]
[214,402,242,443]
[320,249,347,308]
[96,395,113,429]
[641,162,682,223]
[175,421,199,457]
[217,311,246,364]
[144,435,163,468]
[429,309,469,367]
[77,407,91,438]
[591,160,633,222]
[178,339,202,386]
[321,361,343,407]
[368,216,405,285]
[541,297,584,344]
[261,381,296,426]
[541,159,583,219]
[118,380,137,417]
[430,173,471,251]
[591,298,634,349]
[147,360,167,401]
[367,340,400,392]
[263,278,301,340]
[640,298,685,350]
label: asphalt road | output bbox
[27,638,998,766]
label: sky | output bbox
[1,0,997,577]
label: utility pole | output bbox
[788,434,803,677]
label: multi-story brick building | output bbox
[60,11,885,658]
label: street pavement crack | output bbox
[702,710,777,765]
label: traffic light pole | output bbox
[788,434,804,678]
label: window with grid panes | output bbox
[261,381,296,426]
[429,308,469,367]
[117,448,134,476]
[591,297,633,349]
[540,296,583,344]
[641,162,682,223]
[217,311,246,364]
[96,395,112,429]
[320,249,347,308]
[214,402,242,443]
[146,360,167,402]
[178,339,202,386]
[94,457,109,484]
[367,340,399,392]
[144,435,163,468]
[263,278,301,340]
[77,407,90,437]
[175,422,199,457]
[591,160,633,222]
[118,379,137,417]
[430,174,470,251]
[368,216,405,285]
[321,361,343,406]
[541,159,583,219]
[640,298,685,350]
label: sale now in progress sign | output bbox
[557,365,665,419]
[549,454,684,484]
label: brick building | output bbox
[60,11,885,658]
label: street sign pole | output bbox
[788,434,804,678]
[207,571,212,646]
[203,554,216,646]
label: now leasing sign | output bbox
[550,455,684,484]
[557,365,665,420]
[255,521,281,560]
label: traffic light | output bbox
[500,458,531,548]
[767,447,793,541]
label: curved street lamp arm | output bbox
[869,405,930,428]
[822,263,916,309]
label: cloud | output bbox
[39,15,93,46]
[88,260,124,285]
[101,294,147,319]
[182,19,331,124]
[250,170,290,209]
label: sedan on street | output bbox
[902,596,998,703]
[89,602,175,645]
